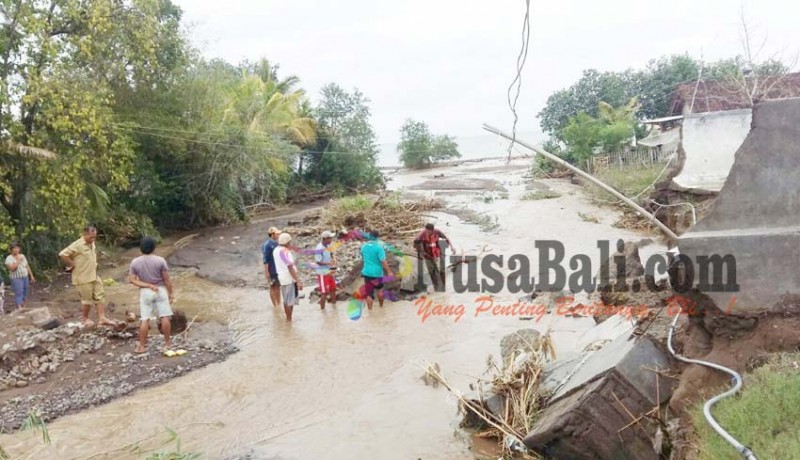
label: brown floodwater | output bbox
[0,159,657,459]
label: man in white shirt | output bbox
[273,233,303,321]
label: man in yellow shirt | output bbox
[59,225,118,328]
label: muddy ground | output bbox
[0,244,238,431]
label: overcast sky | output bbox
[174,0,800,146]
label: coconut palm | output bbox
[222,70,316,148]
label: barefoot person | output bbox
[5,242,35,310]
[128,236,174,353]
[262,226,282,308]
[59,225,118,328]
[273,232,303,321]
[315,231,338,310]
[360,230,393,310]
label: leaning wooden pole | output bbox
[482,124,679,243]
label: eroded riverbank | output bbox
[0,158,658,459]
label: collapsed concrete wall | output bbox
[523,334,673,459]
[678,98,800,314]
[672,109,752,193]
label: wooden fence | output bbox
[588,146,676,173]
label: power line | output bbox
[506,0,532,163]
[115,124,469,157]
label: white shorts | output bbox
[140,286,173,320]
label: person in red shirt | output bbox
[413,223,453,291]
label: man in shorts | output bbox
[273,232,303,321]
[315,230,338,310]
[262,226,282,308]
[59,225,119,328]
[128,236,174,353]
[360,230,394,310]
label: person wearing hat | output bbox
[262,226,282,308]
[273,232,302,321]
[314,231,338,310]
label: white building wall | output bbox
[673,108,752,192]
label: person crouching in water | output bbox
[129,236,174,353]
[274,232,303,321]
[315,231,338,310]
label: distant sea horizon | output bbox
[376,129,544,167]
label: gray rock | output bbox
[15,380,28,388]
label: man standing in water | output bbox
[262,226,282,308]
[413,223,453,291]
[360,230,393,310]
[59,225,119,328]
[128,236,174,353]
[273,232,303,321]
[315,230,338,310]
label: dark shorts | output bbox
[362,276,384,299]
[269,274,280,287]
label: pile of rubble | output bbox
[0,321,121,391]
[281,195,441,299]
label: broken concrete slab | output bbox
[461,391,507,429]
[577,314,634,351]
[538,352,587,397]
[524,374,662,460]
[549,334,672,406]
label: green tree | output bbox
[538,69,635,140]
[560,112,602,165]
[397,119,460,169]
[0,0,186,265]
[303,83,383,190]
[561,98,640,165]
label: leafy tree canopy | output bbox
[397,120,461,169]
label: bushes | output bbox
[101,207,161,247]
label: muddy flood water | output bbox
[1,159,664,459]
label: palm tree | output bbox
[597,97,639,124]
[223,71,316,148]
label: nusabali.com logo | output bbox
[414,239,738,294]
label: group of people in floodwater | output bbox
[261,223,453,321]
[1,221,453,354]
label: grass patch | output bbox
[587,164,664,203]
[521,190,561,201]
[382,191,403,210]
[329,194,373,214]
[692,353,800,460]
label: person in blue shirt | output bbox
[360,230,394,310]
[262,226,282,308]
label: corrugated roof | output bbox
[670,73,800,115]
[638,129,680,147]
[643,115,683,124]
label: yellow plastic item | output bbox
[163,350,176,357]
[175,349,188,356]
